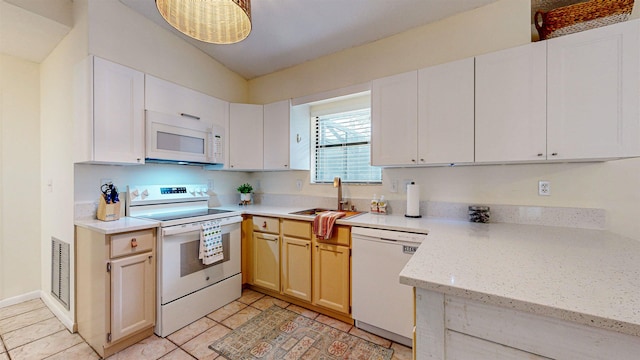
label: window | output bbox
[312,106,382,184]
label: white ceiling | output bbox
[119,0,498,79]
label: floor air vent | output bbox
[51,237,70,310]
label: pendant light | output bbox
[156,0,252,44]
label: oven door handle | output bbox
[162,225,201,237]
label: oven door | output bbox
[160,218,240,305]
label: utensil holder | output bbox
[97,196,121,221]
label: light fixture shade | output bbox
[156,0,251,44]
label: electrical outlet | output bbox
[390,179,398,193]
[538,180,551,196]
[296,179,303,191]
[207,179,215,191]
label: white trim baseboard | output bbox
[0,290,40,308]
[40,291,75,332]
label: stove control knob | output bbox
[141,189,149,198]
[189,188,196,196]
[199,188,206,195]
[202,187,209,195]
[130,189,139,198]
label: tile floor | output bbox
[0,289,412,360]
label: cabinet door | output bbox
[475,42,547,163]
[252,232,280,292]
[418,58,475,165]
[110,252,155,342]
[229,103,264,170]
[290,104,311,170]
[312,243,350,314]
[93,57,145,164]
[547,20,640,160]
[145,75,227,127]
[263,100,290,170]
[371,71,418,166]
[281,236,311,301]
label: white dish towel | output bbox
[199,220,223,265]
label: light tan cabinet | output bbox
[281,219,312,301]
[76,226,156,358]
[312,225,351,314]
[251,216,280,292]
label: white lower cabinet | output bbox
[415,288,640,360]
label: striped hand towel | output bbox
[313,211,346,240]
[200,220,223,265]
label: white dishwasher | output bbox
[352,226,427,347]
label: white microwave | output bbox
[145,110,224,165]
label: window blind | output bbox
[313,108,382,184]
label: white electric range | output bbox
[126,184,242,337]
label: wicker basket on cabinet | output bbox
[535,0,634,40]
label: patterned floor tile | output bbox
[107,335,176,360]
[220,306,261,330]
[349,327,392,348]
[0,299,45,321]
[285,304,319,319]
[46,342,100,360]
[0,338,5,353]
[0,353,8,360]
[236,289,264,305]
[206,301,247,323]
[2,317,65,350]
[314,314,353,332]
[391,342,413,360]
[7,329,83,360]
[181,324,230,359]
[168,317,217,346]
[249,296,290,311]
[0,307,55,334]
[158,347,196,360]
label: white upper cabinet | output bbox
[145,75,228,129]
[74,56,145,165]
[289,104,311,171]
[371,71,418,166]
[229,103,264,170]
[418,58,475,165]
[475,42,547,163]
[547,20,640,160]
[263,100,291,170]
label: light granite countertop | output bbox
[74,217,159,234]
[74,203,640,337]
[397,219,640,338]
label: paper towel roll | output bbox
[405,182,421,218]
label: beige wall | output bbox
[249,0,530,104]
[247,0,640,241]
[0,54,42,300]
[86,0,248,103]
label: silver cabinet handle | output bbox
[411,159,416,163]
[537,153,543,157]
[551,152,558,156]
[180,112,201,120]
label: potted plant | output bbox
[237,183,253,203]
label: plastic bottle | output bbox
[370,194,378,213]
[378,195,387,214]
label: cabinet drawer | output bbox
[282,219,311,239]
[110,229,154,258]
[314,225,350,247]
[252,216,279,234]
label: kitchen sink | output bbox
[289,208,363,219]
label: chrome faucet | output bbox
[333,177,347,211]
